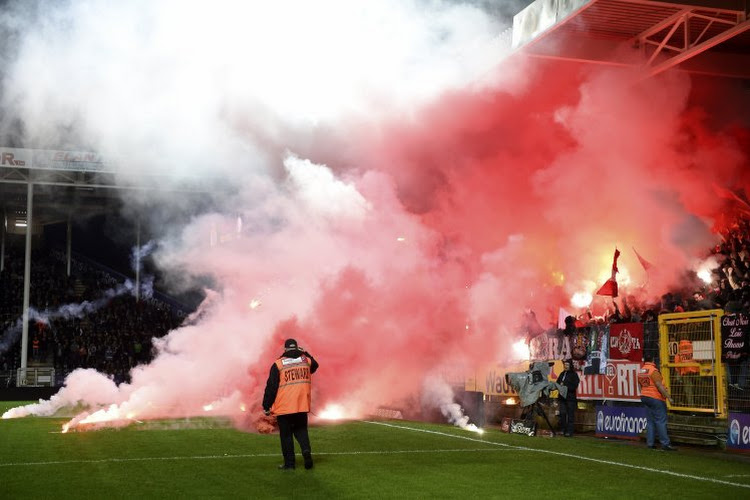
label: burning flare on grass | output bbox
[318,403,347,420]
[61,404,137,433]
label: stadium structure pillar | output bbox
[20,181,33,372]
[66,214,72,277]
[0,209,5,273]
[135,218,140,302]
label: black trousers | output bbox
[276,412,311,467]
[558,397,577,435]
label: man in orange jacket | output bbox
[637,354,676,451]
[263,338,319,470]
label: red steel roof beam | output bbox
[644,18,750,77]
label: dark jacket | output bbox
[556,368,580,399]
[262,349,319,412]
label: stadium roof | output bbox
[0,147,210,232]
[512,0,750,79]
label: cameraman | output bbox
[556,359,579,437]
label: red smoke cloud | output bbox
[235,58,749,428]
[6,54,749,433]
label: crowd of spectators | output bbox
[0,240,185,386]
[4,214,750,391]
[521,215,750,335]
[519,213,750,404]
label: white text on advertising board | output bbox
[596,410,647,435]
[603,362,641,400]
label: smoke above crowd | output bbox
[1,1,748,430]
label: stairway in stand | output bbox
[73,278,87,299]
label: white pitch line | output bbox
[0,448,511,468]
[364,421,750,490]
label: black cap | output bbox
[284,338,298,350]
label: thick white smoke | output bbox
[0,0,524,429]
[4,0,744,433]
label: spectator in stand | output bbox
[637,354,677,451]
[642,309,657,323]
[692,291,716,310]
[556,359,580,437]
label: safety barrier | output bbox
[16,367,56,387]
[658,309,725,417]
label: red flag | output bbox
[596,279,618,298]
[609,323,644,362]
[632,247,653,272]
[712,184,750,210]
[596,248,620,298]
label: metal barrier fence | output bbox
[16,367,56,387]
[659,309,725,417]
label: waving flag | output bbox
[596,248,620,298]
[632,247,653,272]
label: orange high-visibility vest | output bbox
[270,355,313,415]
[675,340,699,375]
[637,362,665,401]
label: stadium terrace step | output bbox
[73,278,87,299]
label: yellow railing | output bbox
[658,309,725,417]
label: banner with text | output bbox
[608,323,644,362]
[468,361,564,398]
[595,405,647,440]
[578,360,642,402]
[468,359,642,402]
[722,314,749,362]
[0,147,107,172]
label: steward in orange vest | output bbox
[674,339,699,375]
[637,356,677,451]
[263,338,319,470]
[638,361,670,401]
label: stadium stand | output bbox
[0,237,185,388]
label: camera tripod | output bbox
[519,395,556,436]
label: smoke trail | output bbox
[130,240,156,274]
[0,279,152,355]
[422,376,482,433]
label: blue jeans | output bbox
[641,396,670,447]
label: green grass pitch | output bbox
[1,401,749,499]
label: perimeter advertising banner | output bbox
[595,405,647,440]
[578,360,642,402]
[728,413,750,452]
[468,359,642,402]
[0,147,107,172]
[466,361,564,398]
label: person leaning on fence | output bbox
[262,338,319,470]
[637,354,677,451]
[556,359,580,437]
